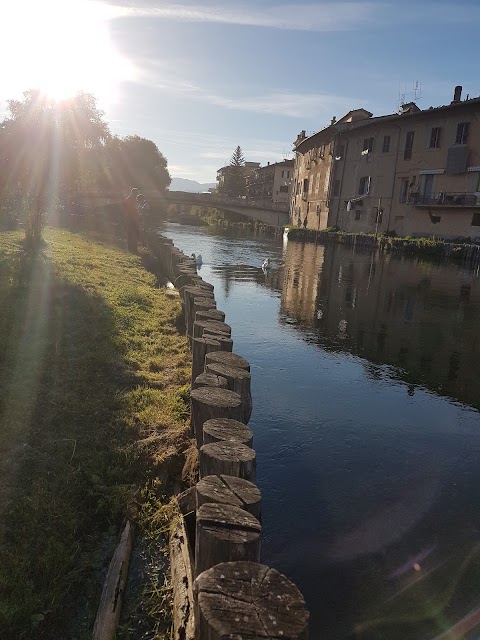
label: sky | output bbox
[1,0,479,183]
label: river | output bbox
[161,222,480,640]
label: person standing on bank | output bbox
[125,187,140,253]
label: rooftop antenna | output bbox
[413,80,422,102]
[397,82,407,111]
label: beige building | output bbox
[246,159,294,205]
[216,161,260,194]
[292,87,480,240]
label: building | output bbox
[246,159,294,205]
[216,161,260,195]
[291,86,480,239]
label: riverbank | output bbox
[0,229,194,639]
[287,227,480,264]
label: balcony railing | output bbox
[408,191,480,208]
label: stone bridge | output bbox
[74,190,290,227]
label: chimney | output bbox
[453,85,462,103]
[331,116,337,125]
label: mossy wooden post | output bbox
[194,562,310,640]
[190,388,244,447]
[203,333,233,352]
[205,351,250,372]
[195,503,261,577]
[199,441,256,480]
[196,474,261,520]
[191,337,221,386]
[192,373,228,391]
[202,418,253,447]
[205,363,252,423]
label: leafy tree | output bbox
[103,135,171,193]
[217,145,246,198]
[1,90,110,245]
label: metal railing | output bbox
[408,191,480,207]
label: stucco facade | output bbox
[246,159,294,205]
[292,87,480,240]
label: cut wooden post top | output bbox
[190,387,242,408]
[194,561,310,640]
[203,418,253,446]
[193,373,228,390]
[196,475,261,519]
[205,351,250,371]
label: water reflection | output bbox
[281,241,480,409]
[160,224,480,640]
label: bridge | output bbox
[74,190,290,227]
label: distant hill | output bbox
[170,177,216,193]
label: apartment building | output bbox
[292,87,480,239]
[246,159,294,205]
[216,161,260,195]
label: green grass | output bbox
[0,229,192,639]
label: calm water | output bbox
[161,223,480,640]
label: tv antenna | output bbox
[413,80,422,102]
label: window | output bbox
[355,210,361,221]
[319,145,326,159]
[336,144,345,160]
[358,176,371,195]
[404,131,414,159]
[399,178,409,203]
[302,178,309,193]
[279,185,289,193]
[281,170,290,178]
[456,122,470,145]
[363,137,374,152]
[333,179,341,196]
[429,127,441,148]
[382,135,391,153]
[472,213,480,226]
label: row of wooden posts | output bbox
[148,233,309,640]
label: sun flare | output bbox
[2,0,132,105]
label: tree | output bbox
[217,146,246,198]
[1,90,110,245]
[108,135,170,193]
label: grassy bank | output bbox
[287,227,480,263]
[0,229,192,639]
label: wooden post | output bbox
[203,333,233,352]
[196,474,261,520]
[191,337,221,386]
[199,441,256,480]
[195,503,261,577]
[193,319,231,340]
[92,521,135,640]
[205,351,250,372]
[195,309,226,323]
[205,363,252,423]
[190,388,244,447]
[192,372,228,390]
[194,562,309,640]
[202,418,253,447]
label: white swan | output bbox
[191,253,203,266]
[262,258,271,270]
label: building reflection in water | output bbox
[281,239,480,409]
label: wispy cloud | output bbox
[109,1,379,32]
[133,61,352,119]
[107,1,480,32]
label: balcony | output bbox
[408,191,480,208]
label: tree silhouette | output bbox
[1,90,109,245]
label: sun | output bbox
[1,0,133,105]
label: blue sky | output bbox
[2,0,479,182]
